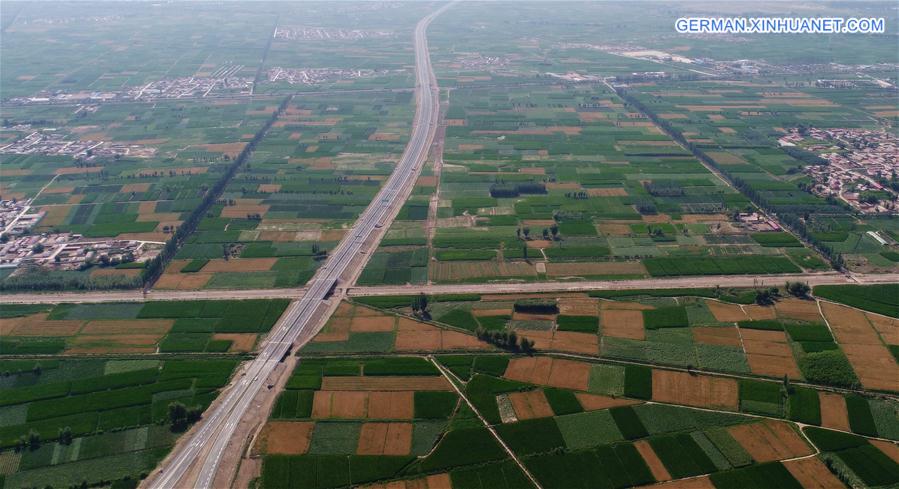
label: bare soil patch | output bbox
[601,310,645,340]
[1,313,84,336]
[90,268,142,278]
[821,303,899,390]
[867,314,898,345]
[728,420,812,462]
[508,390,554,420]
[692,327,741,347]
[321,377,452,392]
[357,423,412,456]
[574,393,640,411]
[312,391,368,418]
[706,301,749,322]
[783,458,844,489]
[121,183,151,193]
[635,440,671,482]
[744,305,777,321]
[641,476,715,489]
[558,297,599,316]
[586,187,628,197]
[265,421,314,455]
[221,204,270,219]
[351,315,396,332]
[775,299,823,322]
[367,392,415,419]
[651,370,738,410]
[818,392,850,432]
[212,333,257,352]
[258,184,281,193]
[870,439,899,464]
[56,167,102,175]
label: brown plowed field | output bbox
[367,392,415,419]
[212,333,257,352]
[641,476,715,489]
[635,440,671,482]
[0,314,84,336]
[601,310,645,340]
[867,314,898,345]
[706,301,749,322]
[740,329,801,379]
[728,420,812,462]
[265,421,314,455]
[775,299,823,322]
[312,391,368,418]
[692,327,741,347]
[651,370,738,410]
[504,357,591,391]
[321,376,452,392]
[356,423,412,456]
[744,305,777,321]
[818,392,850,432]
[575,393,640,411]
[783,458,844,489]
[360,473,451,489]
[822,302,899,391]
[350,315,396,332]
[558,298,599,316]
[508,390,554,420]
[870,439,899,464]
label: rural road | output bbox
[142,4,450,488]
[4,272,898,304]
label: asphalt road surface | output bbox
[143,4,450,488]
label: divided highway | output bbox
[144,4,450,488]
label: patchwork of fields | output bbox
[0,357,239,488]
[626,81,899,273]
[257,348,899,489]
[360,84,834,285]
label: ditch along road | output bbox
[4,271,899,304]
[142,4,451,489]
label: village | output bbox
[5,64,253,105]
[273,26,393,41]
[779,127,899,214]
[0,130,156,159]
[0,199,161,274]
[266,66,392,85]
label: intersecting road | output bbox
[144,4,450,488]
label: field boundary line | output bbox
[428,355,543,489]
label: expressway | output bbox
[144,4,450,488]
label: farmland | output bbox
[626,80,899,274]
[0,357,238,488]
[0,299,289,354]
[360,83,830,285]
[351,284,899,395]
[257,315,899,488]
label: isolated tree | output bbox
[168,402,188,431]
[786,281,811,298]
[523,227,531,240]
[58,427,73,445]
